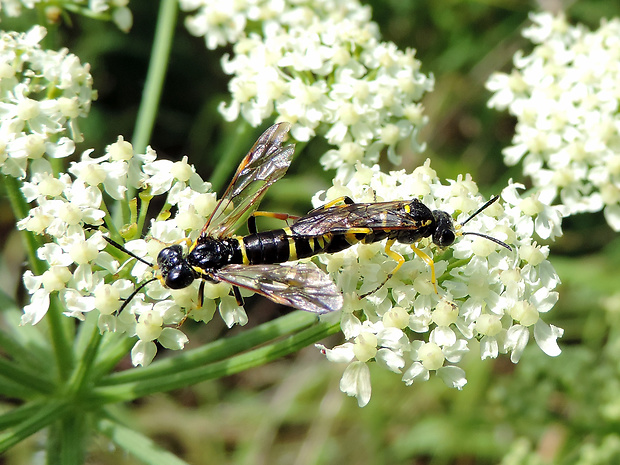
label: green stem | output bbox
[48,413,88,465]
[3,175,44,275]
[99,310,321,386]
[0,399,69,453]
[91,317,341,404]
[66,317,103,396]
[4,176,74,380]
[136,194,151,236]
[0,358,55,395]
[98,416,190,465]
[91,334,137,383]
[46,294,75,382]
[0,376,44,400]
[132,0,178,152]
[99,200,121,241]
[0,399,48,431]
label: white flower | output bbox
[316,160,562,405]
[487,12,620,231]
[0,27,95,179]
[182,0,434,178]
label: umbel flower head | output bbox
[180,0,434,179]
[314,161,563,406]
[18,136,216,366]
[486,12,620,231]
[0,26,96,179]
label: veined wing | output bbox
[290,201,427,236]
[201,122,295,239]
[214,263,342,314]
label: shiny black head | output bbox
[431,210,457,247]
[157,244,195,289]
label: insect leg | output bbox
[359,239,404,299]
[177,280,207,327]
[307,196,355,214]
[410,245,438,294]
[233,285,244,306]
[248,211,301,234]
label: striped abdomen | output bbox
[237,228,376,265]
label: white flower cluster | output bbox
[314,161,563,406]
[180,0,434,178]
[0,0,132,32]
[17,136,239,366]
[0,26,96,179]
[486,12,620,231]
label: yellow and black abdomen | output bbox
[239,228,369,265]
[239,229,292,264]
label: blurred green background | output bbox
[3,1,620,463]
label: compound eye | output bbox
[157,244,184,268]
[431,210,456,247]
[434,228,456,247]
[165,264,195,289]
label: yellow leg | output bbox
[177,280,206,327]
[248,211,301,233]
[359,239,404,298]
[410,244,438,294]
[307,196,355,214]
[358,241,439,299]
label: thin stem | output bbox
[0,376,45,400]
[98,416,190,465]
[0,399,49,430]
[90,334,137,383]
[0,399,69,453]
[66,316,103,396]
[90,317,341,404]
[99,310,321,386]
[132,0,178,152]
[3,175,44,275]
[46,294,75,381]
[136,191,152,236]
[99,200,121,241]
[0,358,55,395]
[48,413,88,465]
[4,176,74,380]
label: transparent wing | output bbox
[214,263,342,314]
[290,201,425,236]
[201,122,294,239]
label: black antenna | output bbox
[103,236,154,267]
[462,232,512,251]
[101,235,159,314]
[459,195,512,252]
[460,195,500,227]
[116,277,158,315]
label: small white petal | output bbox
[340,361,372,407]
[437,366,467,390]
[375,348,405,373]
[402,361,429,386]
[316,343,355,363]
[533,320,563,357]
[21,289,50,325]
[131,340,157,367]
[158,327,190,350]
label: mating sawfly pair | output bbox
[106,123,511,316]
